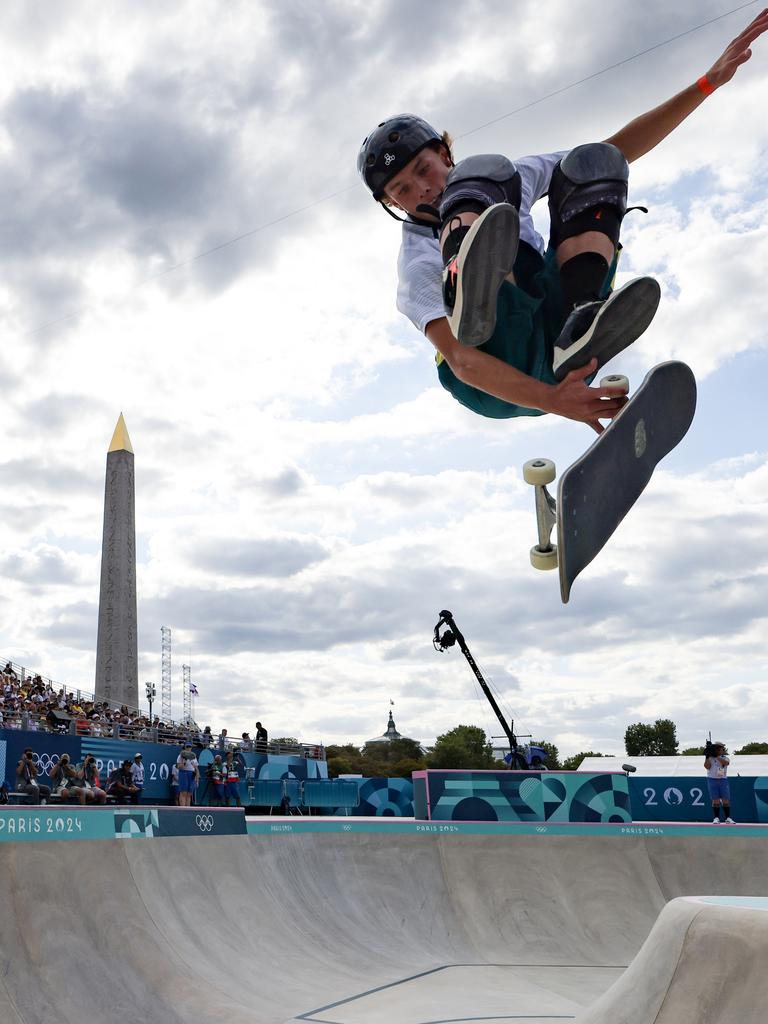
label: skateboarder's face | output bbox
[384,145,452,220]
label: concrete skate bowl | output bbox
[0,827,767,1023]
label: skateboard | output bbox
[523,360,697,603]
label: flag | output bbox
[189,683,199,696]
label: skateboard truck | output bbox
[523,374,630,574]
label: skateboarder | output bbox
[358,10,768,433]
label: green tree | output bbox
[428,725,494,770]
[531,740,561,770]
[625,719,678,757]
[561,751,603,771]
[681,746,705,756]
[325,743,364,778]
[735,742,768,755]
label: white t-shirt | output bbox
[707,757,729,779]
[396,151,566,335]
[131,761,145,786]
[177,753,198,774]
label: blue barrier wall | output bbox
[0,806,246,842]
[1,728,326,804]
[413,770,632,823]
[330,777,415,816]
[629,776,768,823]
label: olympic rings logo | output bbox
[195,814,214,832]
[32,753,60,775]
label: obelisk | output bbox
[94,413,138,709]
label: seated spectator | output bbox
[50,754,88,804]
[201,725,213,747]
[207,754,227,806]
[106,760,140,804]
[15,748,51,805]
[176,746,199,807]
[240,732,253,751]
[217,728,229,750]
[80,755,107,804]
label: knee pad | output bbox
[439,154,522,221]
[548,142,629,247]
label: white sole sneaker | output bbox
[446,204,519,347]
[552,276,661,381]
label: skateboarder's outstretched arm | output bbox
[603,8,768,163]
[427,318,625,433]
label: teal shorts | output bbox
[436,242,615,419]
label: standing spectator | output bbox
[705,741,734,823]
[106,760,140,804]
[224,751,242,807]
[15,748,51,805]
[208,754,227,806]
[255,721,268,752]
[50,754,88,804]
[80,755,107,804]
[217,728,229,750]
[176,745,199,807]
[130,753,145,802]
[170,762,180,805]
[201,726,213,747]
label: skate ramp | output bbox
[0,827,766,1023]
[576,896,768,1024]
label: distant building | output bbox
[364,710,419,748]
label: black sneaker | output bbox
[552,277,661,382]
[442,204,519,347]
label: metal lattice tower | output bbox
[161,626,172,721]
[182,663,191,725]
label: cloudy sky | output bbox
[1,0,767,757]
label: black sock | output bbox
[723,802,731,819]
[560,252,610,312]
[713,804,721,820]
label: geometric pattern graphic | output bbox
[331,777,415,817]
[413,770,632,823]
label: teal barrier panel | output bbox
[0,806,246,842]
[629,776,768,823]
[413,770,631,823]
[303,779,359,809]
[246,780,284,807]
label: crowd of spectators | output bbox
[0,662,281,753]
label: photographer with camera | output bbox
[15,748,51,805]
[81,754,107,805]
[50,754,88,804]
[705,740,734,824]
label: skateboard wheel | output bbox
[523,458,556,486]
[600,373,629,394]
[530,544,558,570]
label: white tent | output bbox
[577,755,768,777]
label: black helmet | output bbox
[358,114,442,200]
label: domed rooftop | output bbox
[364,710,417,746]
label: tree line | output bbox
[325,720,768,778]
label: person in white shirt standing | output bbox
[130,753,145,803]
[705,741,733,824]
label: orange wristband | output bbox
[697,75,716,96]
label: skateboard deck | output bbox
[524,361,697,603]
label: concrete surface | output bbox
[0,826,766,1022]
